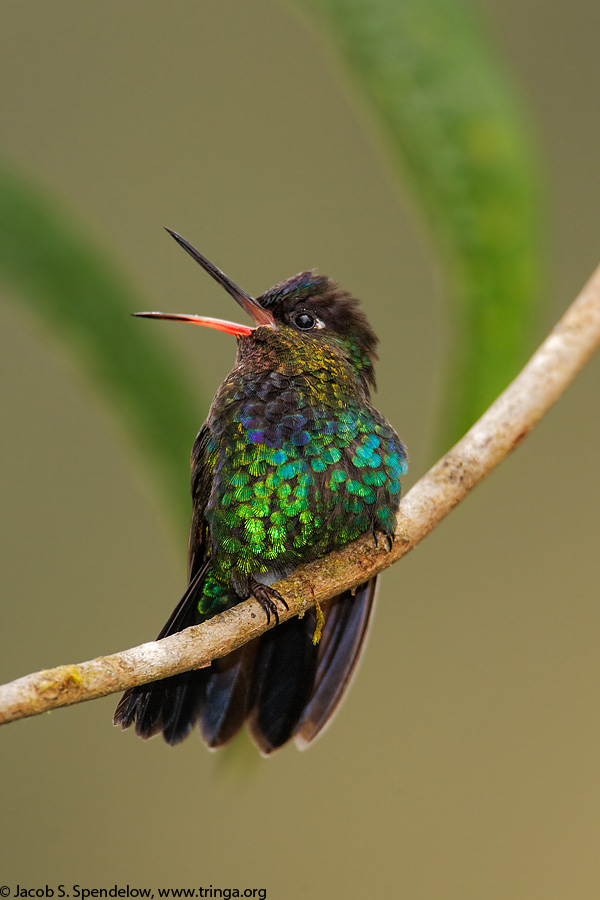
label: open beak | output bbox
[133,229,276,336]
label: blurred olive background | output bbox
[1,2,599,898]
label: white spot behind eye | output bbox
[293,310,327,331]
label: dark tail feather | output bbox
[247,613,320,754]
[247,578,377,754]
[294,577,378,749]
[113,562,210,744]
[200,643,258,748]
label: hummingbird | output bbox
[114,229,407,753]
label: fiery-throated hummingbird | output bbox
[114,230,407,753]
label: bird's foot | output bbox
[372,526,395,552]
[249,578,289,626]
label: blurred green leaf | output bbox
[0,164,201,534]
[295,0,542,448]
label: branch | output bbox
[2,264,600,727]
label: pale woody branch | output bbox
[1,264,600,727]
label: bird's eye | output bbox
[294,312,316,330]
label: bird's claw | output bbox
[249,579,289,626]
[372,527,395,552]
